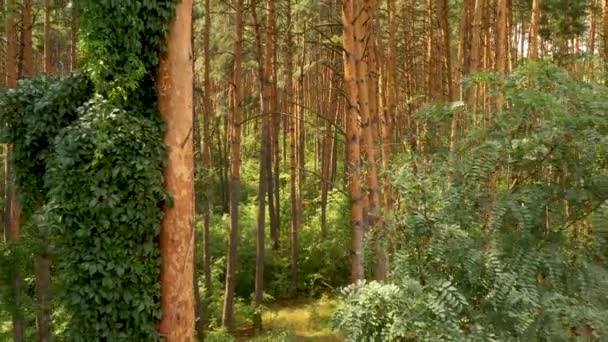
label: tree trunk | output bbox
[43,0,52,75]
[22,0,33,77]
[342,0,376,282]
[495,0,508,74]
[604,0,608,84]
[71,1,79,71]
[222,0,243,332]
[34,256,51,342]
[7,0,17,86]
[382,0,396,210]
[285,0,300,295]
[529,0,540,59]
[157,0,195,340]
[495,0,508,110]
[320,52,339,237]
[6,2,24,340]
[202,0,213,303]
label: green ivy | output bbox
[0,0,177,340]
[79,0,176,100]
[43,98,168,341]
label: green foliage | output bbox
[0,74,93,214]
[0,0,177,339]
[334,62,608,341]
[333,281,406,341]
[79,0,176,99]
[42,97,167,340]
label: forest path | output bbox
[236,296,342,341]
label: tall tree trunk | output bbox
[320,52,339,237]
[466,0,484,111]
[202,0,213,304]
[34,256,51,342]
[382,0,396,210]
[43,0,52,75]
[589,1,597,54]
[357,6,381,251]
[0,0,5,88]
[293,35,306,294]
[157,0,195,340]
[604,0,608,84]
[285,0,299,295]
[529,0,540,59]
[251,0,275,332]
[495,0,508,74]
[342,0,376,282]
[22,0,33,77]
[495,0,508,110]
[6,2,24,341]
[7,0,16,86]
[264,0,280,252]
[71,1,79,71]
[222,0,243,332]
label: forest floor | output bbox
[236,296,342,341]
[0,297,342,341]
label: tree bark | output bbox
[34,256,51,342]
[202,0,213,303]
[603,0,608,84]
[222,0,243,332]
[22,0,33,77]
[157,0,195,340]
[342,0,376,282]
[71,1,79,71]
[285,0,300,295]
[529,0,540,59]
[43,0,52,75]
[6,2,24,340]
[495,0,508,74]
[7,0,17,85]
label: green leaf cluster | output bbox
[0,0,176,340]
[334,62,608,341]
[43,98,167,341]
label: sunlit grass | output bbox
[258,295,342,341]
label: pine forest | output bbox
[0,0,607,341]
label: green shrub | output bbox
[334,62,608,341]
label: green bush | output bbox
[43,98,168,340]
[334,62,608,341]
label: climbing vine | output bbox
[0,0,176,340]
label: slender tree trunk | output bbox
[320,52,339,237]
[157,0,195,340]
[202,0,213,303]
[34,256,51,342]
[529,0,540,59]
[222,0,243,332]
[589,2,597,55]
[382,0,396,210]
[0,0,5,88]
[285,0,300,295]
[7,0,16,86]
[264,0,280,252]
[71,1,79,71]
[293,35,305,294]
[43,0,52,75]
[603,0,608,84]
[22,0,33,77]
[495,0,508,109]
[495,0,508,73]
[6,2,24,341]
